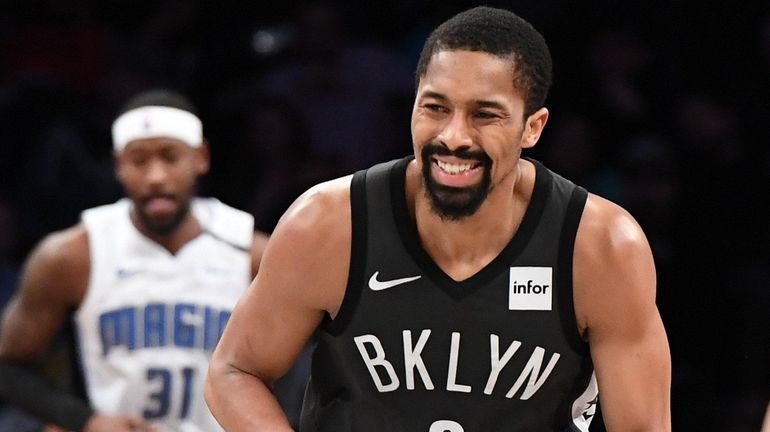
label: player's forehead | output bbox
[418,50,521,106]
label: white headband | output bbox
[111,105,203,151]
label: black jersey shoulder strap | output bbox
[322,158,406,335]
[556,182,590,356]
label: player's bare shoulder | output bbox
[24,224,91,307]
[4,225,90,326]
[573,193,656,334]
[274,175,353,241]
[576,193,652,266]
[259,175,354,316]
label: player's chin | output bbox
[139,205,185,235]
[145,216,182,236]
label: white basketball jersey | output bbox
[75,198,254,432]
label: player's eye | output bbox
[475,111,498,120]
[423,104,447,113]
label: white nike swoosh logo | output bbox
[368,271,422,291]
[116,268,144,279]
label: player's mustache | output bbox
[139,193,178,205]
[422,143,492,165]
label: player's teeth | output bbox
[437,160,472,174]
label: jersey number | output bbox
[430,420,464,432]
[143,367,195,419]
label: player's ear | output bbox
[520,107,549,149]
[113,150,127,183]
[195,139,211,175]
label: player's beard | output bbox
[135,195,191,236]
[420,143,493,221]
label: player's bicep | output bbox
[0,232,84,360]
[1,294,58,362]
[589,309,670,431]
[586,272,670,431]
[220,268,323,383]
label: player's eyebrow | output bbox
[475,100,507,111]
[419,90,508,111]
[418,90,448,101]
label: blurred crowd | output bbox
[0,1,768,431]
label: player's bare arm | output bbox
[574,194,672,431]
[250,230,271,277]
[0,225,88,361]
[0,226,157,432]
[206,175,353,431]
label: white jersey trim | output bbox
[570,371,599,431]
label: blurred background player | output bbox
[0,89,269,432]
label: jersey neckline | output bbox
[390,156,553,300]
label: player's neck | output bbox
[410,161,533,280]
[133,212,203,255]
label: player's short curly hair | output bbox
[415,6,552,117]
[119,89,198,115]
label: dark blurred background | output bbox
[0,0,768,431]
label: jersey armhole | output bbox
[321,169,368,336]
[557,186,591,356]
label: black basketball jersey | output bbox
[300,157,597,432]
